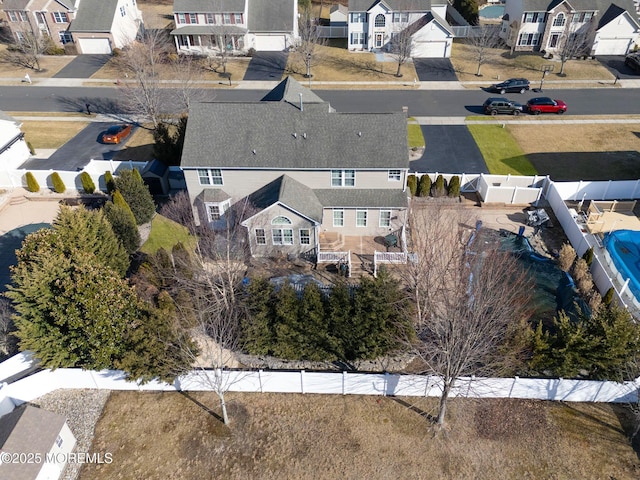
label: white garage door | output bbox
[413,41,449,58]
[78,38,112,54]
[595,38,632,56]
[254,35,286,51]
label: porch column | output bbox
[173,35,180,52]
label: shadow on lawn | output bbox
[526,151,640,181]
[179,391,225,423]
[389,396,436,424]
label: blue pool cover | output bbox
[604,229,640,300]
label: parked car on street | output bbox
[526,97,567,114]
[483,97,523,115]
[625,53,640,73]
[101,124,133,144]
[489,78,530,94]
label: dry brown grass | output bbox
[113,125,155,161]
[138,2,174,29]
[0,46,75,78]
[20,120,89,149]
[286,45,418,82]
[450,42,615,83]
[79,391,640,480]
[507,123,640,153]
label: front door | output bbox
[375,33,383,48]
[548,33,560,49]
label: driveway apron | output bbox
[243,52,289,81]
[413,58,458,81]
[53,54,111,79]
[410,125,488,174]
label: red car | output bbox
[101,124,133,144]
[526,97,567,115]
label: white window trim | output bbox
[120,6,126,17]
[206,13,215,24]
[177,13,186,24]
[204,199,230,222]
[299,228,311,245]
[333,209,344,227]
[197,168,223,186]
[272,228,294,245]
[356,209,367,227]
[379,209,392,227]
[388,169,402,182]
[189,13,197,23]
[271,215,292,225]
[331,169,355,187]
[53,11,68,23]
[59,31,73,44]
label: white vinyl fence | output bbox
[0,367,638,414]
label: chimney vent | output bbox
[303,132,307,139]
[358,132,362,137]
[252,149,256,155]
[293,132,297,138]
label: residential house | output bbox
[180,76,409,259]
[347,0,455,58]
[68,0,143,54]
[501,0,640,56]
[0,405,76,480]
[0,111,30,173]
[1,0,142,54]
[170,0,298,55]
[330,4,348,26]
[1,0,78,49]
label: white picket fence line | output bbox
[0,368,638,416]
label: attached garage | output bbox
[77,38,112,54]
[253,34,287,51]
[413,40,450,58]
[594,37,634,56]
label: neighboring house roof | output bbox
[348,0,432,12]
[173,0,246,13]
[597,1,640,28]
[68,0,117,32]
[315,188,409,208]
[521,0,638,19]
[330,4,348,14]
[1,0,30,9]
[407,11,454,36]
[55,0,81,10]
[0,405,68,480]
[248,0,295,32]
[246,175,324,223]
[171,25,248,35]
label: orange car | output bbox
[101,124,133,144]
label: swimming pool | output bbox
[604,229,640,301]
[480,5,505,18]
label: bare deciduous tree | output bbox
[466,25,503,77]
[389,24,413,77]
[557,29,592,75]
[297,5,323,79]
[402,204,533,429]
[0,26,47,71]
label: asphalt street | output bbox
[2,86,640,116]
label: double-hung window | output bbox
[189,13,197,23]
[388,169,401,182]
[272,216,293,245]
[206,13,215,24]
[392,13,408,23]
[333,209,344,227]
[234,13,243,24]
[331,169,355,187]
[177,13,186,24]
[255,229,266,245]
[379,210,391,227]
[59,32,73,44]
[299,229,310,245]
[350,32,365,45]
[518,33,540,46]
[350,12,365,23]
[356,210,367,227]
[223,13,231,24]
[523,12,543,23]
[120,6,126,17]
[197,168,223,185]
[53,12,68,23]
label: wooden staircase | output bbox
[319,231,343,250]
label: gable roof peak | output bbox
[260,76,327,107]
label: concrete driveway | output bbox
[413,58,458,81]
[410,125,488,173]
[243,52,289,81]
[53,54,111,79]
[21,122,137,171]
[597,55,640,80]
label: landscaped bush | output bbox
[448,175,461,198]
[431,174,447,197]
[25,172,39,193]
[603,287,615,306]
[571,258,590,283]
[406,175,417,197]
[416,174,431,197]
[114,169,156,225]
[51,172,66,193]
[80,172,96,194]
[557,243,576,272]
[582,246,594,267]
[104,200,141,254]
[104,171,115,194]
[27,141,35,155]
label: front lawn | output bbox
[408,118,425,148]
[139,214,196,254]
[467,124,537,175]
[20,121,90,149]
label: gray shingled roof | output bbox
[198,189,232,202]
[248,0,295,31]
[68,0,117,32]
[171,25,247,35]
[315,189,408,208]
[0,405,69,480]
[349,0,432,12]
[174,0,246,12]
[1,0,30,10]
[182,77,408,171]
[260,76,326,105]
[247,175,324,222]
